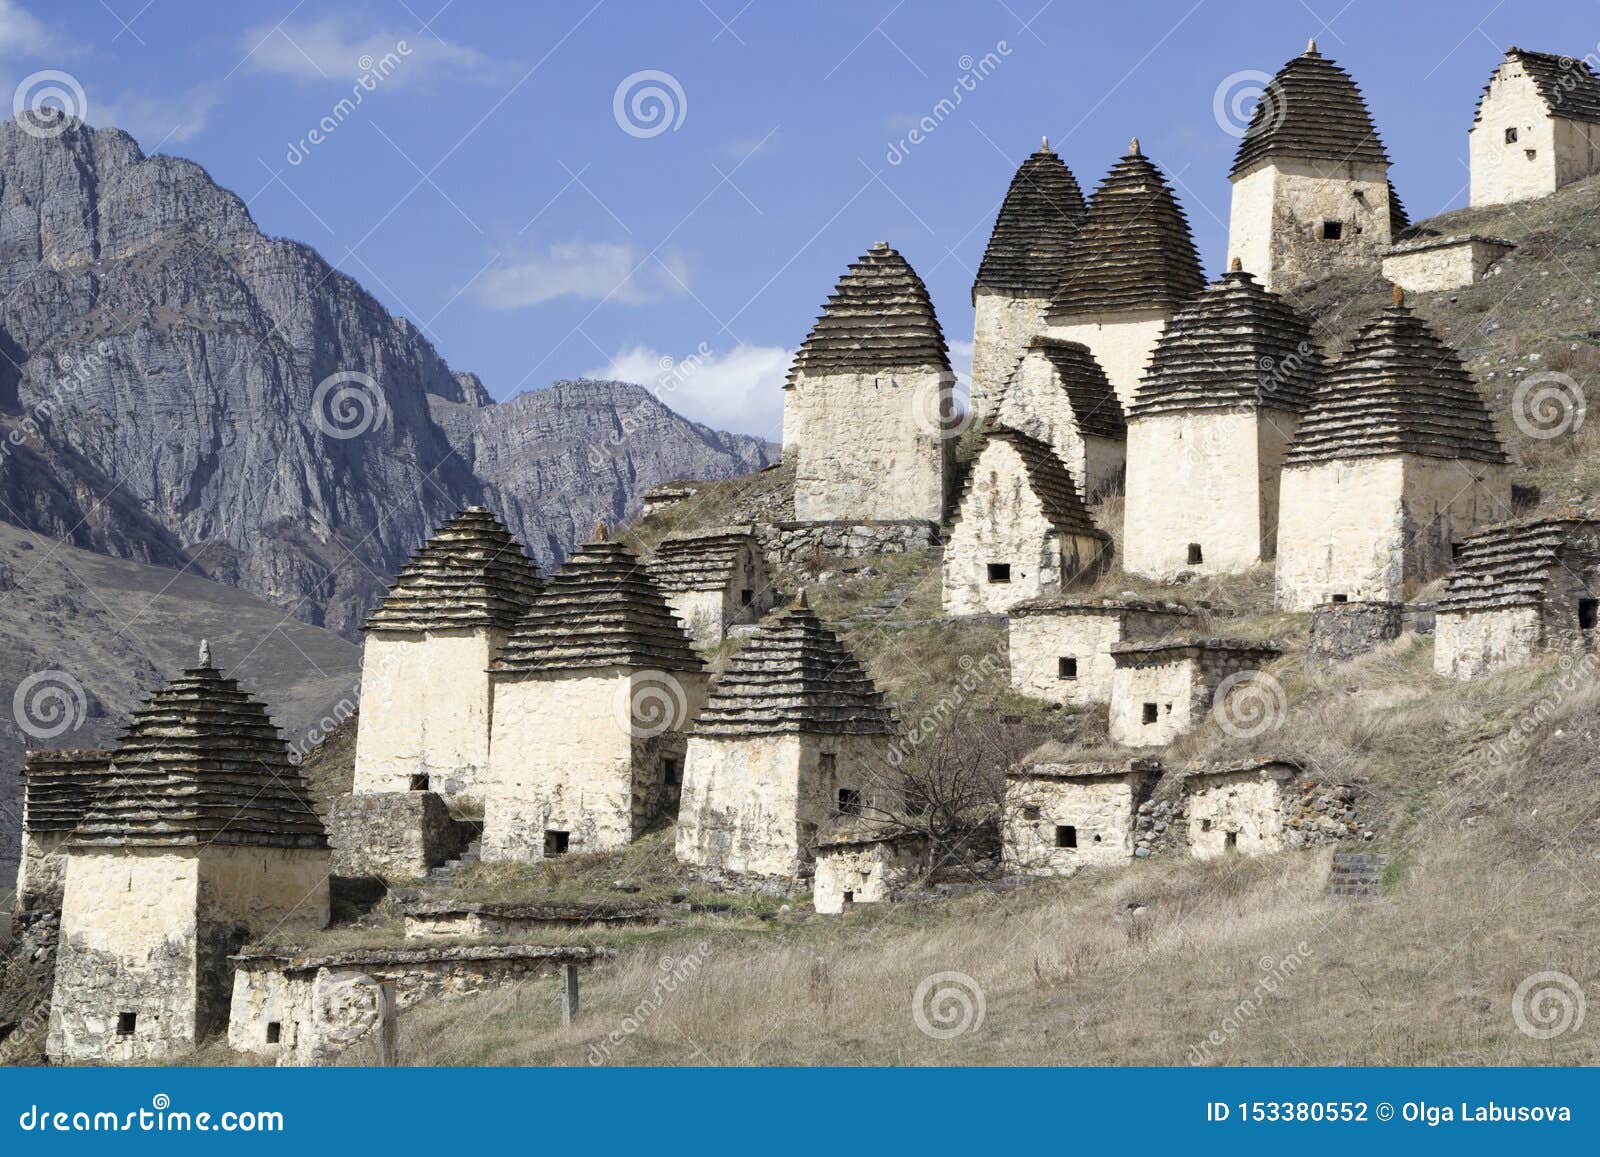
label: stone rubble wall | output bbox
[754,520,940,573]
[16,831,69,914]
[1009,607,1190,706]
[1137,773,1360,859]
[1002,774,1150,875]
[330,791,466,880]
[813,837,928,914]
[1229,158,1392,291]
[0,911,60,1062]
[971,289,1049,422]
[1307,600,1405,664]
[1381,238,1514,292]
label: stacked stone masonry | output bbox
[1008,598,1193,706]
[16,749,111,913]
[647,525,779,647]
[1108,640,1284,748]
[1471,47,1600,207]
[1382,234,1516,293]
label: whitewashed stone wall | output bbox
[813,836,927,914]
[786,367,953,523]
[664,545,774,648]
[1186,772,1285,859]
[1109,657,1200,747]
[971,289,1049,422]
[352,627,506,809]
[1470,61,1600,206]
[1009,606,1189,706]
[1382,237,1514,292]
[1123,408,1298,578]
[942,440,1106,616]
[1045,311,1169,413]
[1228,158,1391,291]
[483,669,708,861]
[996,345,1125,499]
[1002,772,1152,874]
[1434,606,1544,680]
[1276,455,1510,611]
[16,829,69,913]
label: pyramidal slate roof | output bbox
[649,525,766,594]
[1475,47,1600,125]
[1048,140,1204,319]
[1284,291,1508,467]
[692,597,895,737]
[492,529,703,675]
[1230,41,1390,177]
[72,647,327,850]
[1015,337,1126,439]
[1437,516,1600,613]
[953,427,1111,543]
[786,242,950,384]
[20,749,112,834]
[366,507,542,633]
[1128,266,1322,418]
[974,139,1087,297]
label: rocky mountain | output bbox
[0,117,773,637]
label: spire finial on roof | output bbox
[1229,256,1243,272]
[1128,136,1140,156]
[1041,135,1050,151]
[1307,37,1317,54]
[870,240,889,252]
[793,588,808,610]
[594,521,609,542]
[1392,283,1405,308]
[198,639,212,668]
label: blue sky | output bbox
[2,0,1592,438]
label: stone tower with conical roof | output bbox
[1227,40,1401,290]
[970,139,1087,421]
[1043,139,1204,412]
[1275,289,1511,610]
[783,241,955,524]
[676,596,898,880]
[482,527,707,862]
[995,335,1126,500]
[1122,264,1322,579]
[352,507,541,807]
[47,645,330,1064]
[1470,47,1600,208]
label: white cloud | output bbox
[241,19,489,83]
[476,242,690,310]
[92,86,221,147]
[0,0,53,54]
[585,342,792,438]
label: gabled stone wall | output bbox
[996,345,1125,500]
[1044,310,1170,414]
[1470,60,1593,206]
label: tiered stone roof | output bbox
[974,139,1087,297]
[1437,516,1600,613]
[1284,291,1508,467]
[365,507,541,633]
[1128,266,1321,418]
[492,529,703,675]
[953,428,1111,545]
[19,749,112,834]
[786,242,950,384]
[1049,140,1204,318]
[1475,47,1600,125]
[1388,181,1411,232]
[649,525,764,594]
[692,596,895,737]
[1230,41,1390,176]
[72,647,327,850]
[1017,337,1126,439]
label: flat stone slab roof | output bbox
[232,944,614,974]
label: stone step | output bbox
[1326,851,1388,898]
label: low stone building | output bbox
[676,594,899,882]
[1183,758,1357,859]
[812,819,929,914]
[1382,234,1516,293]
[783,241,955,524]
[401,898,661,940]
[15,749,110,913]
[640,479,704,517]
[647,524,778,647]
[1307,600,1405,665]
[1275,289,1511,610]
[1434,516,1600,679]
[942,427,1110,617]
[483,527,707,861]
[1108,639,1283,748]
[47,645,330,1064]
[1122,263,1321,579]
[1008,598,1192,706]
[970,139,1087,421]
[1471,47,1600,208]
[995,336,1126,500]
[1002,758,1163,875]
[329,791,468,881]
[351,507,541,808]
[1227,41,1405,290]
[1042,139,1205,411]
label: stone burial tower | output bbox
[1227,39,1405,291]
[676,593,899,882]
[1275,287,1511,610]
[1121,262,1321,579]
[782,241,955,525]
[1471,47,1600,208]
[352,506,541,807]
[970,138,1087,421]
[1043,138,1205,412]
[482,525,708,862]
[16,749,111,913]
[994,335,1126,501]
[47,643,330,1064]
